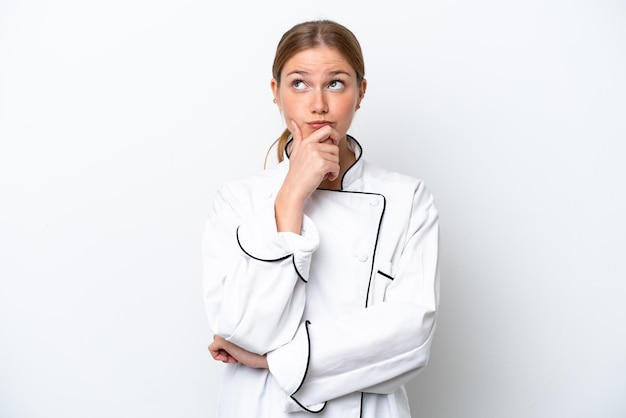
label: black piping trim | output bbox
[292,320,312,394]
[290,320,327,413]
[315,189,383,198]
[340,135,362,190]
[360,194,385,418]
[236,225,292,262]
[364,194,387,308]
[289,396,326,414]
[284,136,293,158]
[377,270,395,281]
[292,256,307,283]
[360,393,364,418]
[236,226,308,283]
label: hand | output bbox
[208,335,238,364]
[284,120,341,200]
[208,335,268,369]
[274,120,341,233]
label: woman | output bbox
[203,20,439,417]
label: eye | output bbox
[292,79,307,90]
[328,80,345,90]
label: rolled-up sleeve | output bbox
[202,183,319,354]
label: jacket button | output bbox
[355,254,368,262]
[369,197,379,207]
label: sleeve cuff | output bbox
[237,205,319,280]
[267,321,326,413]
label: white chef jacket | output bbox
[202,137,439,417]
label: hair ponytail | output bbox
[264,128,291,169]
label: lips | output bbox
[308,121,333,130]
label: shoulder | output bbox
[212,162,287,215]
[359,161,438,239]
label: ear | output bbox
[356,78,367,110]
[270,78,280,109]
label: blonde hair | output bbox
[268,20,365,164]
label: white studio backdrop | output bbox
[1,1,625,417]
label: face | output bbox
[271,45,366,141]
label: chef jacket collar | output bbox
[284,135,364,191]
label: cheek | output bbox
[337,98,358,118]
[279,97,301,117]
[280,106,298,126]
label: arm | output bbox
[202,183,319,354]
[267,184,440,409]
[202,121,343,354]
[275,120,341,234]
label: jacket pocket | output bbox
[371,269,394,304]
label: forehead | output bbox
[282,45,355,76]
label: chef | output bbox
[203,19,439,418]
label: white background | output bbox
[1,1,625,417]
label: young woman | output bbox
[203,20,439,417]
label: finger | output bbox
[210,346,238,363]
[217,351,237,363]
[314,142,341,156]
[311,145,341,167]
[308,125,342,146]
[290,120,303,144]
[209,345,221,360]
[326,164,340,182]
[217,352,237,363]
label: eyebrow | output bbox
[285,70,352,77]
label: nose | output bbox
[310,89,328,114]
